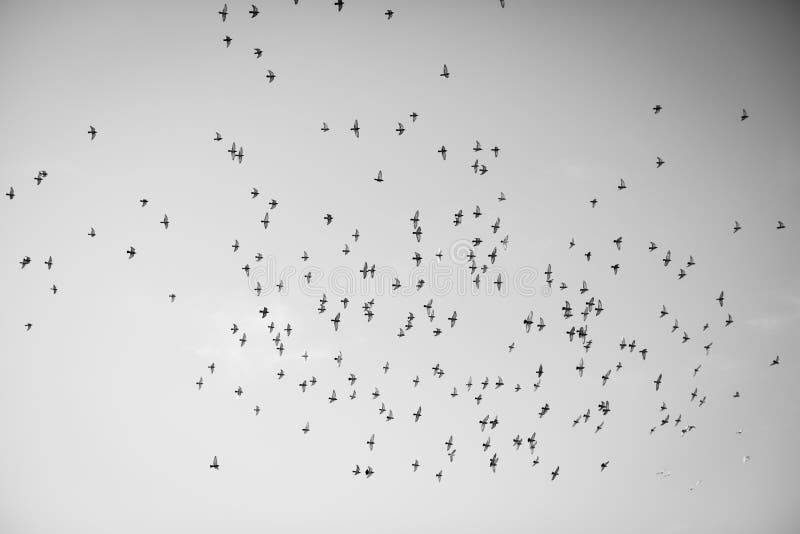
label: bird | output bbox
[550,466,560,481]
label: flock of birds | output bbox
[6,2,791,492]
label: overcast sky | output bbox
[1,1,799,533]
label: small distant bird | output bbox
[550,466,560,481]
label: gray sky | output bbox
[1,1,799,532]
